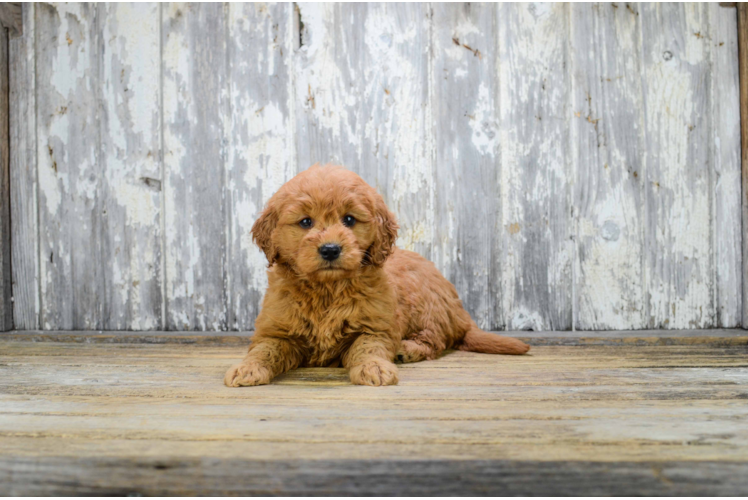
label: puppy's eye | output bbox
[299,218,313,229]
[342,215,356,228]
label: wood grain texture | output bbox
[35,3,104,329]
[3,458,748,496]
[294,3,434,259]
[498,3,573,331]
[641,4,714,329]
[1,340,747,494]
[9,3,37,330]
[226,3,296,330]
[431,4,498,330]
[709,3,743,328]
[99,3,162,330]
[571,4,646,330]
[0,26,10,331]
[162,3,228,331]
[739,3,748,329]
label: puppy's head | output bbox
[252,164,398,281]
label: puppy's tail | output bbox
[458,324,530,355]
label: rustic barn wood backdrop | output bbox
[6,2,745,332]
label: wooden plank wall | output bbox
[8,3,35,332]
[739,3,748,330]
[7,3,745,332]
[0,23,10,331]
[1,3,20,332]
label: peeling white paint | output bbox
[226,3,296,329]
[641,3,714,329]
[295,4,361,151]
[468,82,497,155]
[16,2,743,331]
[50,3,89,99]
[499,2,572,331]
[37,147,63,215]
[97,3,162,330]
[571,2,648,330]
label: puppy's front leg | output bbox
[224,338,303,387]
[343,334,399,386]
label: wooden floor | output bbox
[1,331,747,495]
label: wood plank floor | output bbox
[1,332,747,495]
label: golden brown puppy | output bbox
[224,164,529,387]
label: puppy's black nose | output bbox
[318,243,341,261]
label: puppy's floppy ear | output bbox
[251,201,280,265]
[366,194,399,266]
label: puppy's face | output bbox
[252,165,398,282]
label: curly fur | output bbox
[225,164,529,387]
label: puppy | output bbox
[224,164,529,387]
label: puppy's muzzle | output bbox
[319,243,342,261]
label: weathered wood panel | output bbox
[1,340,748,494]
[431,4,498,330]
[0,27,10,331]
[7,2,745,331]
[227,3,295,330]
[498,3,573,331]
[571,4,646,330]
[641,4,714,329]
[99,3,162,330]
[9,3,37,329]
[32,3,163,331]
[709,3,743,328]
[36,3,104,329]
[294,3,434,259]
[4,458,748,496]
[162,3,228,330]
[739,3,748,330]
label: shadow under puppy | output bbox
[225,164,529,387]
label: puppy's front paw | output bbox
[349,358,399,386]
[224,362,273,387]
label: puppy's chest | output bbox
[295,299,360,364]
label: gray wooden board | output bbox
[431,3,498,330]
[9,3,37,330]
[571,3,646,330]
[497,3,573,331]
[0,27,10,331]
[6,3,745,332]
[709,4,743,328]
[162,3,228,331]
[35,3,104,329]
[33,4,164,331]
[742,4,748,331]
[227,3,296,330]
[2,458,747,496]
[641,4,714,329]
[98,3,162,330]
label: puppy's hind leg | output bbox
[397,330,445,363]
